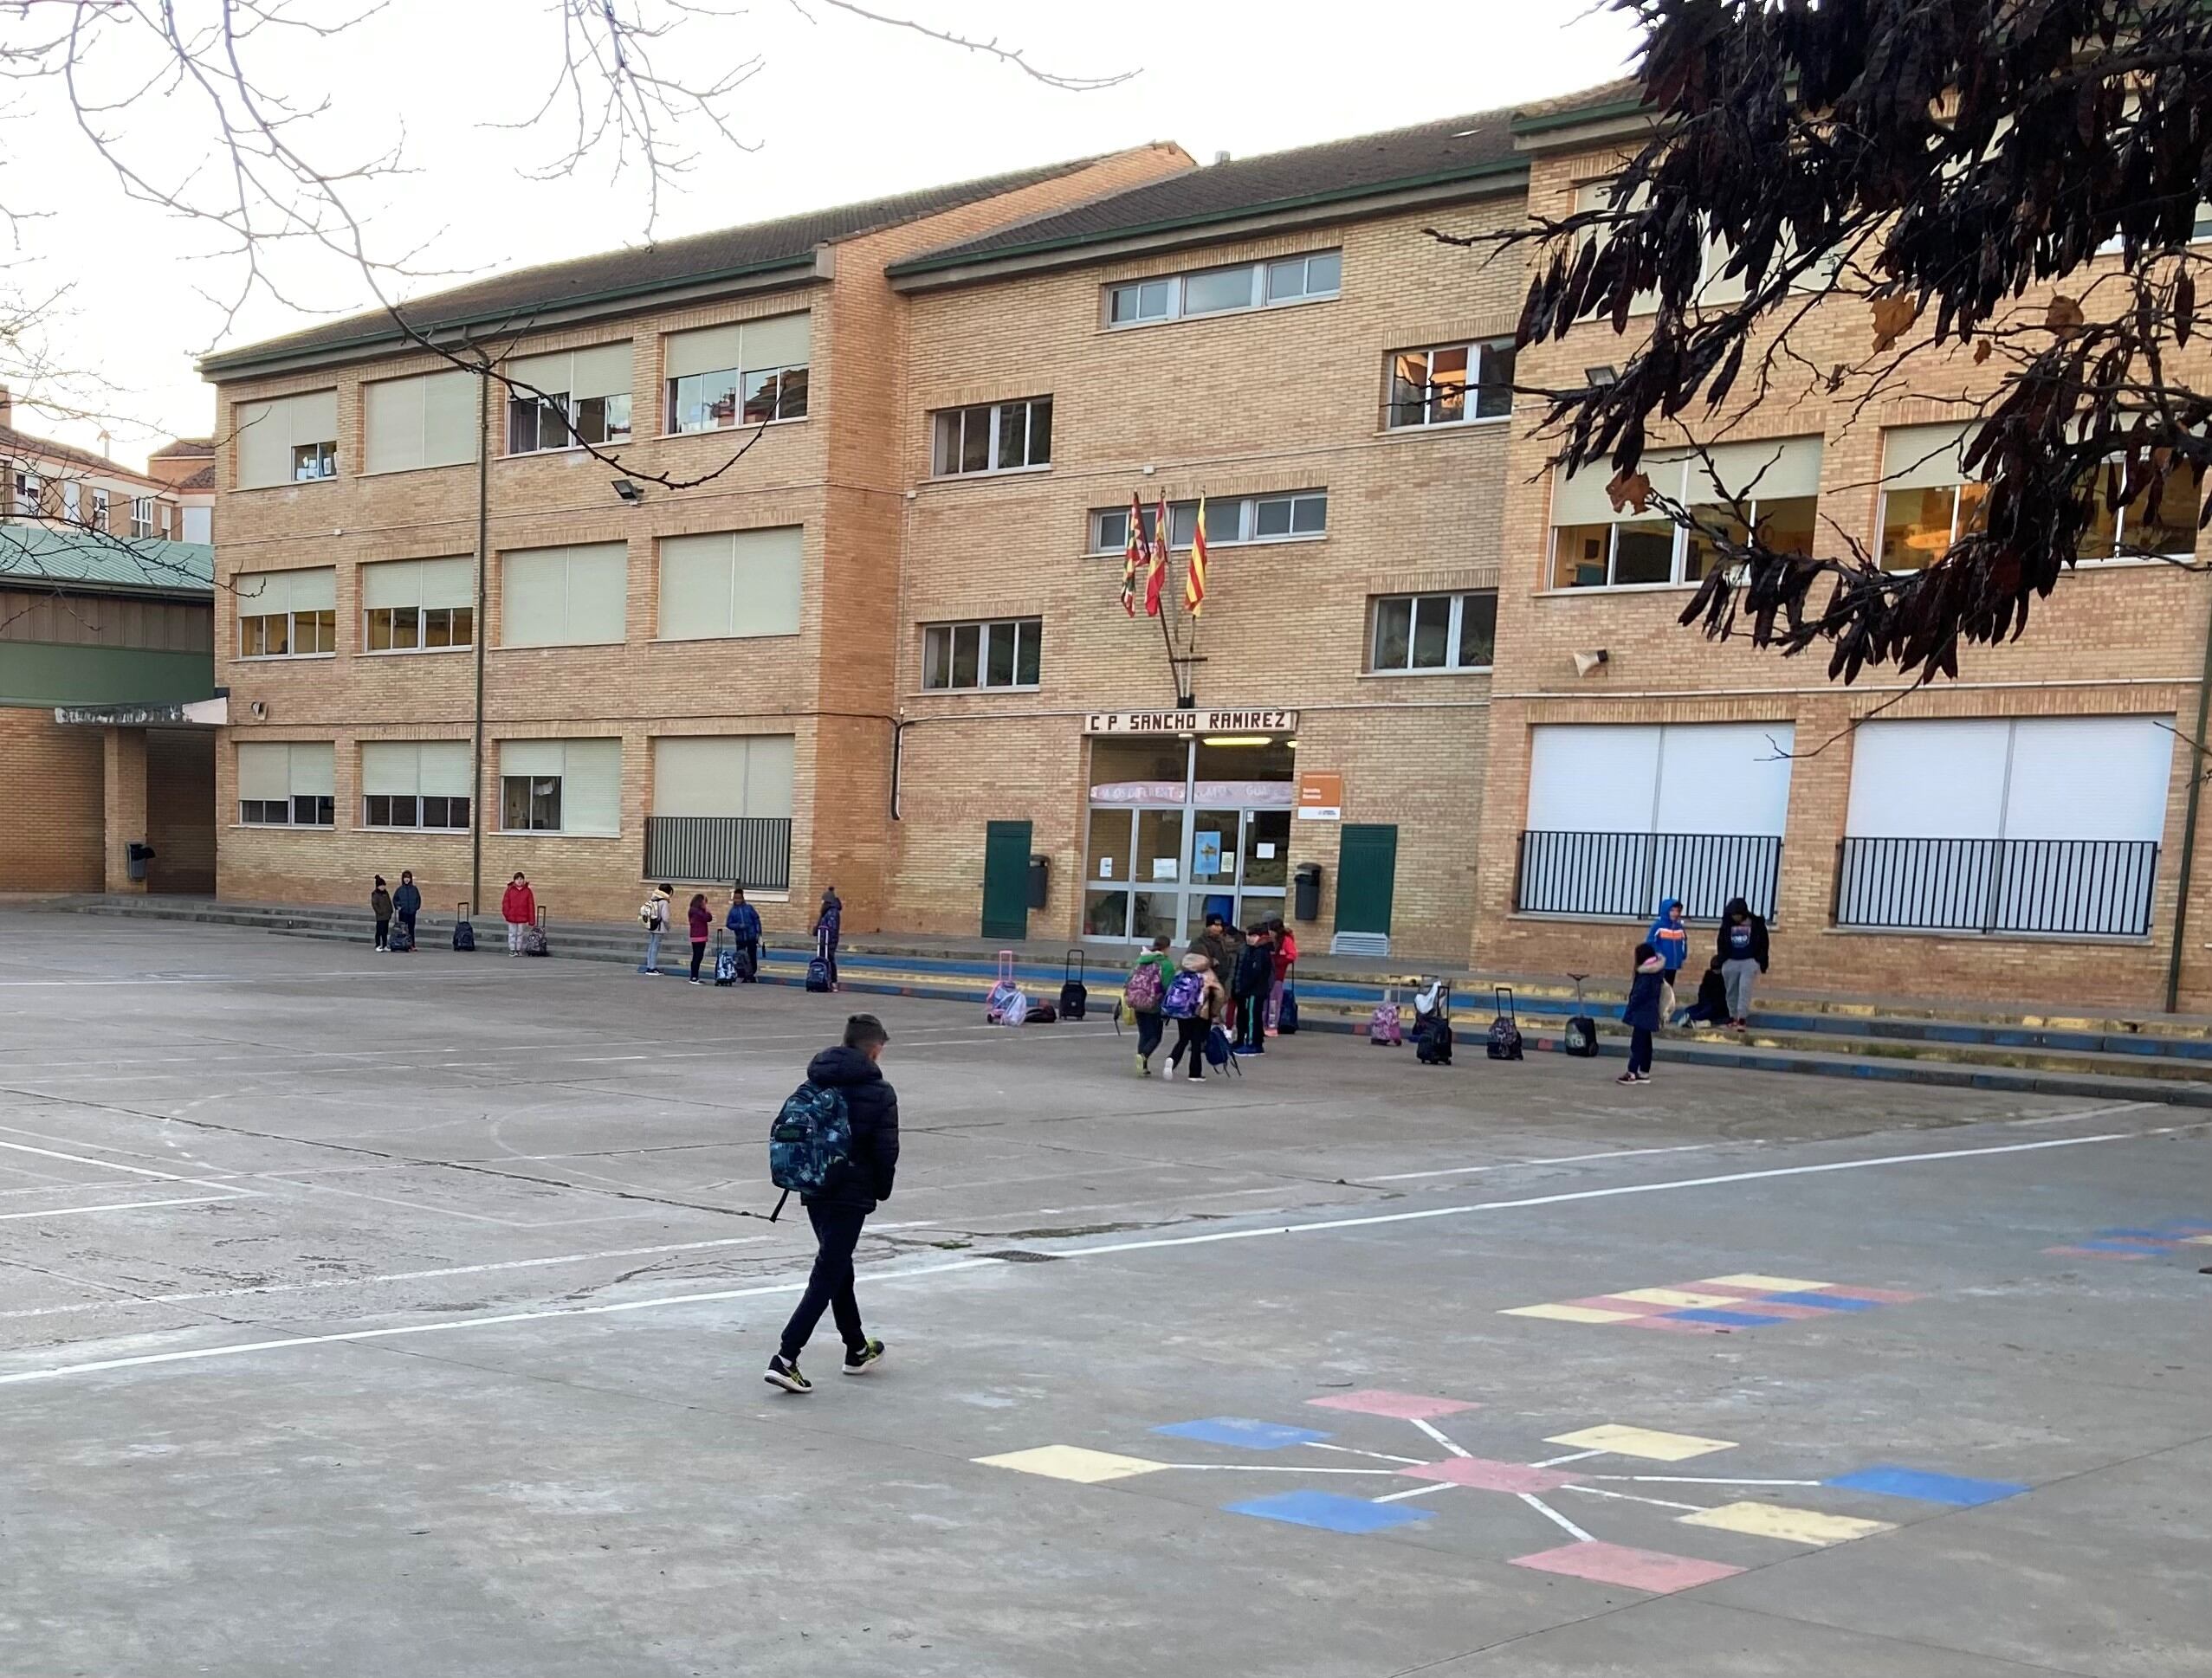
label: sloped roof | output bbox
[178,464,216,492]
[0,526,214,596]
[151,436,215,459]
[0,423,155,484]
[201,152,1138,375]
[889,106,1528,278]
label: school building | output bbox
[195,83,2212,1010]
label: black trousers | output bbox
[1627,1026,1654,1076]
[1170,1015,1209,1077]
[689,939,708,979]
[1135,1010,1164,1060]
[398,911,416,944]
[779,1200,868,1359]
[373,918,389,949]
[1238,994,1266,1051]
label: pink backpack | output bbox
[1368,988,1404,1046]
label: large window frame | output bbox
[236,390,340,490]
[931,397,1053,478]
[1105,250,1342,329]
[1369,591,1497,674]
[236,568,338,660]
[1090,490,1328,555]
[663,315,812,436]
[2073,455,2205,565]
[361,741,473,832]
[497,739,621,836]
[506,345,635,456]
[1385,339,1515,429]
[1549,442,1822,591]
[921,617,1042,692]
[129,497,155,539]
[236,742,335,829]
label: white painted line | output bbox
[2006,1100,2159,1128]
[1409,1417,1471,1458]
[1518,1493,1596,1544]
[1530,1449,1607,1468]
[0,1194,240,1223]
[1370,1145,1716,1182]
[0,1257,1002,1386]
[1307,1442,1432,1467]
[1159,1464,1397,1475]
[1372,1481,1455,1505]
[1560,1483,1704,1513]
[1583,1475,1824,1487]
[0,1138,204,1183]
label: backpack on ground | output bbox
[767,1080,852,1220]
[1123,959,1164,1016]
[1025,1001,1057,1024]
[1368,986,1404,1046]
[714,935,738,987]
[1562,971,1601,1058]
[1058,949,1088,1021]
[521,907,550,958]
[1486,984,1523,1061]
[734,941,758,983]
[805,929,833,993]
[451,900,475,953]
[1161,968,1206,1020]
[1205,1022,1241,1073]
[1277,984,1298,1035]
[985,949,1026,1023]
[387,920,416,954]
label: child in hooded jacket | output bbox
[1617,941,1665,1085]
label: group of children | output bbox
[1618,895,1772,1085]
[1124,913,1297,1081]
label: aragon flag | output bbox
[1144,494,1170,616]
[1185,495,1208,616]
[1120,491,1143,617]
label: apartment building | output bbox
[197,147,1192,929]
[0,389,191,542]
[1473,85,2212,1011]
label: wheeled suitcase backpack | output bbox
[451,900,476,952]
[1562,971,1601,1058]
[521,907,550,958]
[387,919,415,954]
[805,929,833,993]
[1368,986,1404,1046]
[1414,981,1454,1066]
[714,934,739,987]
[985,949,1025,1023]
[1485,984,1523,1061]
[1058,949,1089,1021]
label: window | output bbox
[500,542,627,647]
[499,738,620,835]
[1105,249,1340,327]
[922,617,1042,690]
[505,344,633,455]
[91,488,109,532]
[364,371,477,474]
[1387,339,1515,428]
[1090,491,1328,553]
[11,471,40,516]
[236,741,334,827]
[664,313,810,434]
[236,390,338,489]
[1370,591,1497,672]
[1549,438,1821,589]
[129,497,154,539]
[1875,424,1988,572]
[363,556,475,653]
[361,741,472,829]
[2074,455,2205,562]
[652,735,795,820]
[181,504,211,544]
[236,567,338,657]
[157,502,171,538]
[658,526,802,640]
[932,397,1052,476]
[61,481,78,521]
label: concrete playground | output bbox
[0,910,2205,1675]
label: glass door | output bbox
[1083,808,1135,938]
[1239,808,1290,925]
[1191,808,1239,930]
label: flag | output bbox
[1185,495,1209,616]
[1143,494,1170,616]
[1119,492,1142,616]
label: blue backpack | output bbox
[768,1081,851,1218]
[1161,970,1206,1019]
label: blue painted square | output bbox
[1827,1465,2029,1507]
[1764,1291,1879,1311]
[1665,1307,1788,1326]
[2073,1238,2172,1254]
[2095,1228,2179,1240]
[1225,1490,1435,1533]
[1153,1417,1331,1450]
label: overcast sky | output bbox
[15,0,1639,467]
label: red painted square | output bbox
[1620,1315,1732,1334]
[2045,1245,2148,1261]
[1306,1389,1479,1421]
[1510,1540,1745,1593]
[1683,1281,1775,1299]
[1400,1456,1584,1493]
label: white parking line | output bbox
[0,1194,243,1223]
[1368,1145,1715,1182]
[0,1138,206,1184]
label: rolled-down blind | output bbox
[1882,423,1976,493]
[365,371,477,474]
[235,401,290,491]
[508,344,632,401]
[237,567,335,616]
[654,737,748,816]
[658,526,802,639]
[739,312,809,370]
[368,557,474,610]
[1550,451,1688,527]
[558,739,621,834]
[742,733,794,820]
[419,740,472,799]
[288,743,334,797]
[501,543,626,646]
[419,556,473,610]
[664,324,745,379]
[663,313,810,379]
[501,739,565,778]
[361,741,419,797]
[1691,436,1823,503]
[236,742,288,802]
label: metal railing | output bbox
[1515,829,1782,922]
[643,816,792,889]
[1834,836,2159,938]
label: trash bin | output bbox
[1026,855,1050,911]
[1293,862,1322,921]
[126,842,156,883]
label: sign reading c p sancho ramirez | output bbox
[1084,709,1297,736]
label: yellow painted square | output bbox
[1698,1274,1832,1292]
[1607,1288,1744,1308]
[1678,1501,1894,1546]
[2185,1236,2212,1247]
[974,1446,1166,1484]
[1543,1423,1737,1461]
[1500,1303,1646,1325]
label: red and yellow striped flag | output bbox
[1119,491,1143,617]
[1144,494,1170,616]
[1185,495,1209,616]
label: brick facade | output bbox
[0,710,104,892]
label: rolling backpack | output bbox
[1058,950,1089,1021]
[767,1080,851,1221]
[451,900,475,953]
[1161,968,1205,1020]
[714,935,739,987]
[734,941,758,983]
[1485,984,1523,1061]
[1414,982,1454,1066]
[521,907,550,958]
[1276,965,1298,1036]
[1562,971,1601,1058]
[805,929,833,993]
[1368,986,1404,1046]
[986,949,1024,1023]
[1123,959,1164,1016]
[387,919,415,954]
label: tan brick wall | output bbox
[0,708,103,891]
[146,726,217,894]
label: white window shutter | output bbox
[418,741,473,799]
[236,742,289,802]
[739,312,810,371]
[361,742,420,797]
[559,739,623,834]
[663,324,746,379]
[288,743,335,798]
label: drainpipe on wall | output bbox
[469,358,490,920]
[2163,578,2212,1013]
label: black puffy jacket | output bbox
[804,1045,900,1210]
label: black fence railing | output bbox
[1516,830,1782,922]
[1834,836,2159,938]
[644,816,792,890]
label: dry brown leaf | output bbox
[1871,296,1918,352]
[1606,468,1652,513]
[1973,339,1991,364]
[2046,294,2085,335]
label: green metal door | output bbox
[1334,823,1399,936]
[981,820,1032,940]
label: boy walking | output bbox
[766,1014,899,1394]
[639,884,672,975]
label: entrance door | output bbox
[981,820,1032,940]
[1335,823,1398,937]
